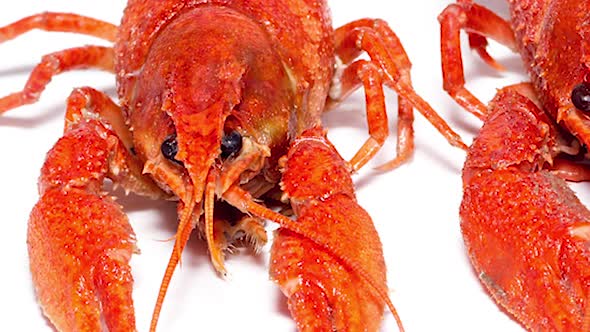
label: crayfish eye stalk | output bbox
[571,82,590,112]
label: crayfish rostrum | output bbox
[0,0,468,331]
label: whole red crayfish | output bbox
[0,0,467,331]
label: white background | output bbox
[0,1,558,331]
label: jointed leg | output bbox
[493,83,590,182]
[0,45,114,113]
[331,19,416,171]
[0,12,117,43]
[65,86,133,147]
[550,159,590,182]
[331,19,465,171]
[438,2,517,119]
[330,60,389,171]
[383,96,414,171]
[64,86,165,199]
[356,20,415,171]
[29,86,167,331]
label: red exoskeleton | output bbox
[0,0,468,331]
[440,0,590,330]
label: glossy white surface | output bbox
[0,1,550,331]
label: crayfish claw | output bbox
[270,228,385,332]
[261,128,400,332]
[28,189,137,332]
[25,121,143,332]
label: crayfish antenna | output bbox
[150,196,198,332]
[203,169,228,276]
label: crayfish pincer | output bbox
[0,0,466,331]
[440,0,590,330]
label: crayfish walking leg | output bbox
[0,13,117,113]
[0,12,117,42]
[438,1,517,120]
[329,19,467,171]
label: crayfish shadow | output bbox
[274,288,295,328]
[104,181,194,256]
[0,63,36,77]
[0,103,63,128]
[447,107,481,138]
[322,89,398,132]
[322,107,369,130]
[475,0,510,18]
[105,180,173,213]
[0,85,118,128]
[463,52,525,86]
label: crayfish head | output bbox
[531,2,590,152]
[143,87,280,330]
[131,5,298,329]
[139,90,275,268]
[154,98,274,206]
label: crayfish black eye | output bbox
[571,82,590,112]
[161,134,180,163]
[220,131,242,159]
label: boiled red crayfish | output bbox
[0,0,467,331]
[440,0,590,330]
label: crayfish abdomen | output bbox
[0,0,468,330]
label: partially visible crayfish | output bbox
[440,0,590,330]
[0,0,467,331]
